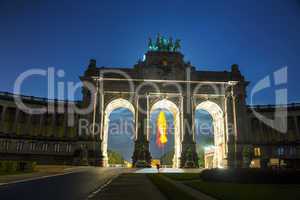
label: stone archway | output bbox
[102,98,135,167]
[195,100,225,168]
[149,99,181,168]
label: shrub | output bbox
[18,161,36,172]
[135,160,148,168]
[27,161,37,172]
[0,160,37,173]
[3,161,18,173]
[0,161,4,172]
[184,161,196,168]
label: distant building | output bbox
[204,146,215,168]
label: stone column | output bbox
[101,116,109,167]
[91,86,99,138]
[99,93,104,141]
[13,109,19,135]
[223,96,229,166]
[38,113,44,137]
[0,106,7,133]
[92,86,102,166]
[132,95,151,167]
[225,92,236,168]
[180,94,198,168]
[4,107,15,133]
[146,94,150,141]
[51,112,56,137]
[63,111,67,138]
[57,103,67,138]
[232,94,238,155]
[95,92,105,167]
[230,82,250,168]
[26,114,32,136]
[294,116,300,140]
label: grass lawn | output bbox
[147,174,198,200]
[163,173,200,181]
[186,180,300,200]
[163,173,300,200]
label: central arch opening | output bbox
[148,99,181,168]
[149,108,175,168]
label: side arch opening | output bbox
[194,100,225,168]
[102,98,135,167]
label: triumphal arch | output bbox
[80,35,249,168]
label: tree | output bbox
[160,150,174,165]
[196,134,214,167]
[242,145,253,168]
[108,150,125,164]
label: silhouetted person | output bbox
[156,164,160,173]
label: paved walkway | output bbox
[90,173,167,200]
[135,167,204,173]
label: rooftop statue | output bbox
[148,34,181,52]
[168,37,174,51]
[174,39,181,52]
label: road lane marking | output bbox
[87,174,119,199]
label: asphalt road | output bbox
[0,167,130,200]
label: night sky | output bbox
[0,0,299,104]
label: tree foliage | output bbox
[160,150,175,165]
[108,150,125,164]
[196,134,214,167]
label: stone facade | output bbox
[0,50,299,168]
[246,104,300,168]
[0,92,100,166]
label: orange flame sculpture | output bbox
[156,111,168,148]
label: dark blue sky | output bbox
[0,0,299,104]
